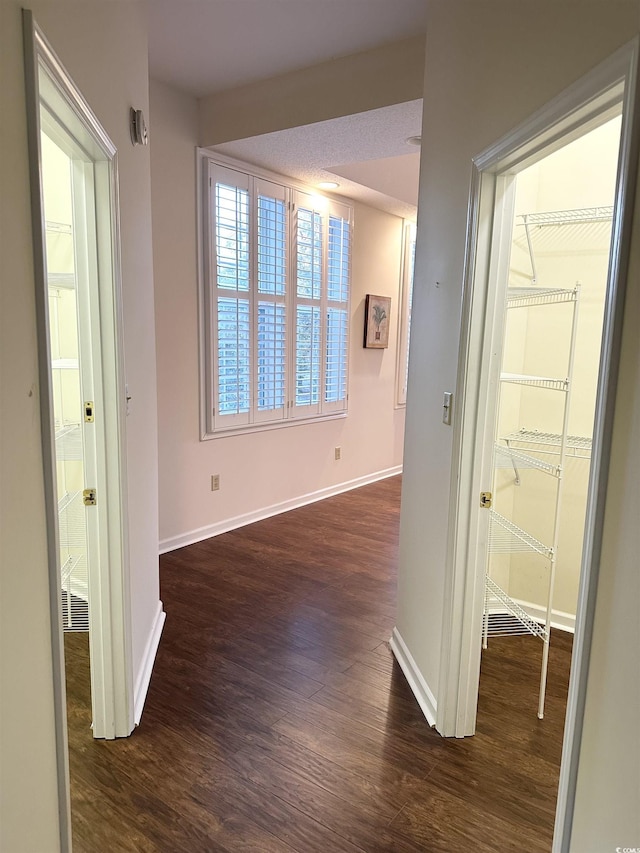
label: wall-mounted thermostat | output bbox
[130,108,148,146]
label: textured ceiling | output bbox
[210,100,423,219]
[148,0,428,97]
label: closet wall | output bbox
[494,117,621,624]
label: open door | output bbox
[437,37,640,852]
[24,12,134,743]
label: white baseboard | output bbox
[389,627,437,727]
[159,465,403,554]
[512,598,576,633]
[134,601,166,725]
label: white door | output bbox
[26,20,134,741]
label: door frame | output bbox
[436,36,640,850]
[23,2,134,817]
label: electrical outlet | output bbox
[334,446,341,461]
[211,474,220,491]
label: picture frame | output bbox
[364,294,391,348]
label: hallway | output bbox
[65,476,571,851]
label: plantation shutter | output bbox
[212,165,251,429]
[204,157,352,436]
[292,191,324,418]
[254,178,288,423]
[324,204,351,413]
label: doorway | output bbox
[24,14,134,750]
[437,38,640,852]
[480,116,622,720]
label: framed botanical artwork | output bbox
[364,294,391,348]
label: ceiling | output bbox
[212,101,423,219]
[148,0,427,98]
[147,0,426,218]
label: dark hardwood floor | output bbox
[65,475,572,852]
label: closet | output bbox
[481,117,621,717]
[42,132,90,633]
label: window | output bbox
[202,160,352,436]
[396,221,417,406]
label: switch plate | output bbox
[443,392,453,425]
[334,446,341,461]
[211,474,220,491]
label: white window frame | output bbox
[198,151,353,439]
[395,220,417,407]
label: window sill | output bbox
[201,410,348,441]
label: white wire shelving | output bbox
[55,424,83,461]
[489,510,553,559]
[506,286,578,309]
[58,490,87,549]
[500,372,568,391]
[58,492,89,632]
[483,266,586,718]
[518,206,613,227]
[60,552,89,632]
[48,272,76,290]
[516,206,613,283]
[503,428,592,457]
[484,576,547,641]
[494,445,561,478]
[52,357,79,371]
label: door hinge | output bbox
[480,491,492,509]
[84,401,95,422]
[83,488,97,506]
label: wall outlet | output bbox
[211,474,220,491]
[334,446,341,461]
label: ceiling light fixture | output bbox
[406,135,422,147]
[317,181,340,189]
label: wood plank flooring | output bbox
[65,475,572,852]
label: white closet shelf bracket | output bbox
[494,444,561,484]
[517,206,613,282]
[488,510,554,559]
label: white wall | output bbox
[397,2,640,850]
[198,36,425,145]
[151,80,407,550]
[0,2,160,849]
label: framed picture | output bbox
[364,294,391,348]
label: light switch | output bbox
[443,391,453,425]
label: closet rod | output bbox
[518,206,613,227]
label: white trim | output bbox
[389,628,437,727]
[509,599,576,634]
[201,410,347,441]
[133,602,166,725]
[159,466,402,554]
